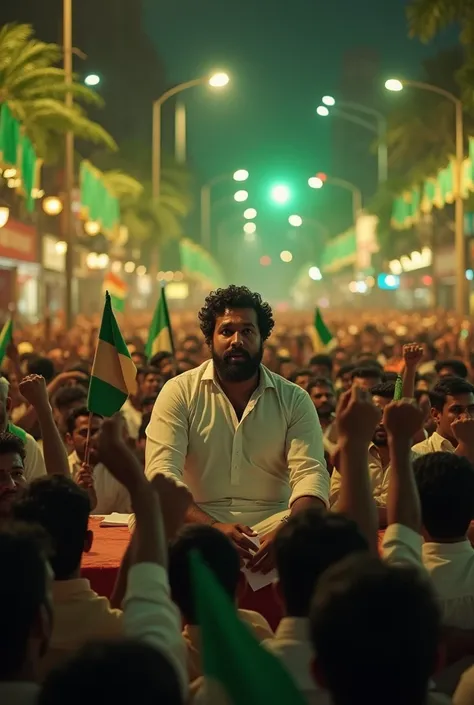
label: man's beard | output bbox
[212,345,263,383]
[372,425,388,447]
[318,408,335,421]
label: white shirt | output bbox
[145,360,329,529]
[330,443,392,508]
[263,618,330,705]
[412,431,455,455]
[123,562,187,697]
[24,433,47,484]
[68,451,131,515]
[382,523,474,628]
[121,399,142,440]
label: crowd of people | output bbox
[3,284,474,705]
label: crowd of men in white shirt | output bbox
[4,287,474,705]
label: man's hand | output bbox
[19,374,50,412]
[337,386,382,445]
[213,522,258,562]
[150,474,192,540]
[385,399,424,442]
[76,462,97,512]
[97,416,144,493]
[247,527,278,575]
[402,343,424,370]
[452,417,474,447]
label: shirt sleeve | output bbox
[381,523,423,567]
[145,378,189,483]
[285,389,329,508]
[25,435,47,483]
[123,562,187,697]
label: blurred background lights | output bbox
[280,250,293,262]
[270,184,290,203]
[260,255,271,266]
[316,106,329,116]
[288,214,303,227]
[234,189,248,202]
[233,169,249,182]
[308,266,322,281]
[243,222,257,234]
[322,95,336,106]
[244,207,257,219]
[308,176,324,189]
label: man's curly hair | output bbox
[198,285,275,345]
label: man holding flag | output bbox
[146,285,328,573]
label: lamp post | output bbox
[308,173,362,224]
[63,0,74,328]
[200,169,249,250]
[317,96,388,183]
[152,72,229,201]
[385,78,465,315]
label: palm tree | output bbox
[406,0,474,44]
[0,23,116,160]
[93,141,193,249]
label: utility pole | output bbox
[63,0,74,328]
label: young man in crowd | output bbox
[411,377,474,460]
[310,555,442,705]
[66,407,131,514]
[146,285,328,574]
[122,367,162,441]
[51,386,87,450]
[0,432,28,519]
[307,377,337,455]
[309,354,333,380]
[0,523,53,705]
[290,368,313,390]
[350,365,384,392]
[335,363,355,394]
[14,474,123,675]
[435,359,469,380]
[168,524,273,682]
[0,376,46,483]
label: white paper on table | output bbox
[99,513,132,527]
[241,534,278,592]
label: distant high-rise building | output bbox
[332,48,380,230]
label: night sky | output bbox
[143,0,456,295]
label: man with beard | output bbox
[145,285,328,572]
[307,378,337,455]
[330,382,418,526]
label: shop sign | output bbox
[0,219,37,263]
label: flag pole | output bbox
[84,412,93,466]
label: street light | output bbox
[309,266,322,281]
[42,196,63,216]
[271,184,291,204]
[316,95,388,183]
[385,77,466,315]
[244,208,257,219]
[233,169,249,182]
[280,250,293,262]
[309,172,362,223]
[201,169,248,250]
[152,71,230,199]
[234,190,248,203]
[84,220,101,236]
[84,73,100,86]
[244,222,256,234]
[288,214,303,227]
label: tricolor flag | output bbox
[0,316,13,368]
[145,285,174,360]
[310,307,335,352]
[88,292,137,417]
[103,272,127,313]
[393,374,403,400]
[190,551,306,705]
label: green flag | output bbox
[310,307,334,352]
[191,551,306,705]
[393,374,403,401]
[88,292,137,417]
[146,285,174,359]
[0,317,13,368]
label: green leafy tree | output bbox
[0,23,116,159]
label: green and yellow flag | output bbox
[88,292,137,417]
[145,285,174,359]
[103,272,127,313]
[0,316,13,368]
[309,307,335,352]
[191,551,306,705]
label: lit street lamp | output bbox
[200,168,248,250]
[244,207,257,219]
[84,73,100,86]
[152,72,229,200]
[270,184,291,204]
[0,206,9,229]
[385,77,466,315]
[316,95,388,183]
[288,214,303,227]
[234,190,248,203]
[309,172,362,224]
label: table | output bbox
[81,517,283,630]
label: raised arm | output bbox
[335,386,381,554]
[18,375,69,477]
[401,344,424,399]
